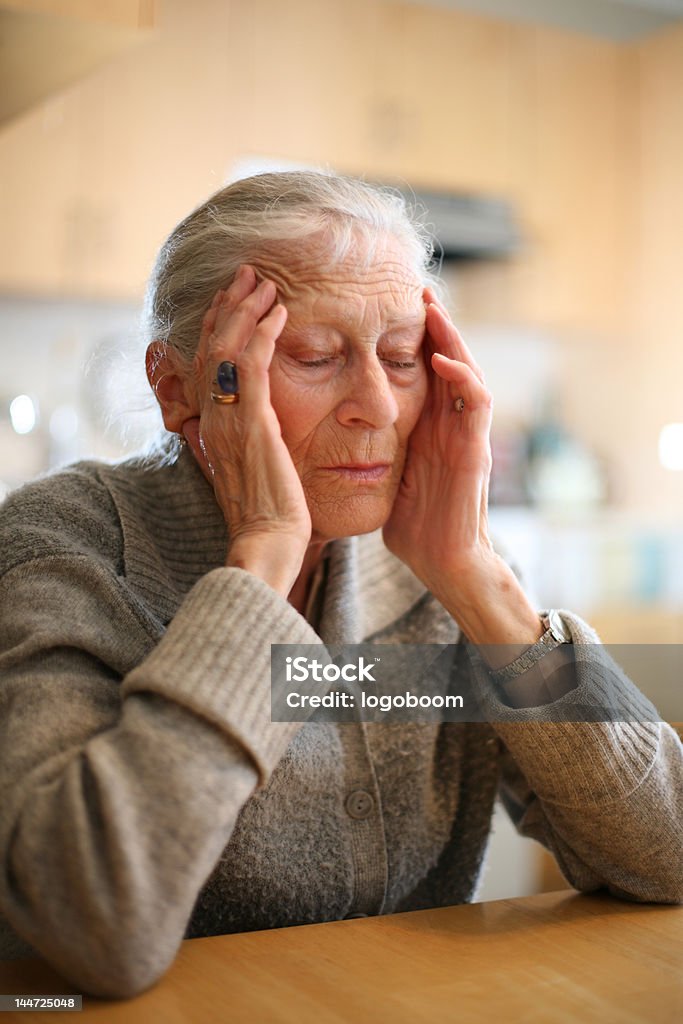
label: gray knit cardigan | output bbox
[0,448,681,999]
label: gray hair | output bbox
[143,171,437,365]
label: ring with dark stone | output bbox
[216,360,239,395]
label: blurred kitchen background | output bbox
[1,0,682,899]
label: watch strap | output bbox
[489,610,572,684]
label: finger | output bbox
[197,267,257,363]
[234,303,288,416]
[423,285,449,315]
[432,350,491,417]
[209,274,270,350]
[202,303,287,425]
[204,280,278,390]
[199,295,222,348]
[423,288,457,334]
[426,303,485,384]
[431,353,485,401]
[211,265,257,334]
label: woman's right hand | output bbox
[183,265,311,598]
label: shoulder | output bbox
[0,459,129,579]
[0,447,226,626]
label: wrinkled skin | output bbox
[148,230,541,650]
[260,237,429,543]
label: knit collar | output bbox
[100,444,432,641]
[100,446,226,625]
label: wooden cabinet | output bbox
[0,0,675,338]
[0,0,155,125]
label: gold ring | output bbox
[211,392,239,405]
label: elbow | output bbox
[75,951,171,1001]
[626,877,683,906]
[1,875,190,998]
[621,844,683,906]
[608,885,683,907]
[562,858,683,908]
[26,923,180,1001]
[600,873,683,907]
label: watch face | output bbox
[547,610,572,643]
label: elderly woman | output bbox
[0,172,681,998]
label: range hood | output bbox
[401,188,521,262]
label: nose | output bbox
[335,352,400,430]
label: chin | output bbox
[308,494,394,541]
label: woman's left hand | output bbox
[383,289,543,650]
[383,288,495,594]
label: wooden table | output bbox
[0,890,680,1023]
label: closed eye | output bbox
[292,352,420,370]
[383,358,417,369]
[296,357,336,367]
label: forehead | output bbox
[254,234,425,328]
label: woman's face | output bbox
[261,234,428,542]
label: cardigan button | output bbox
[345,789,374,819]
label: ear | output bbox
[145,341,198,433]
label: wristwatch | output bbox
[490,610,572,684]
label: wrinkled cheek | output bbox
[268,381,308,450]
[269,370,335,468]
[282,436,312,475]
[271,405,322,475]
[402,380,428,435]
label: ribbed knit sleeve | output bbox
[0,548,324,999]
[0,452,327,1004]
[122,567,323,783]
[474,612,683,904]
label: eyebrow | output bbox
[282,316,424,334]
[278,316,425,348]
